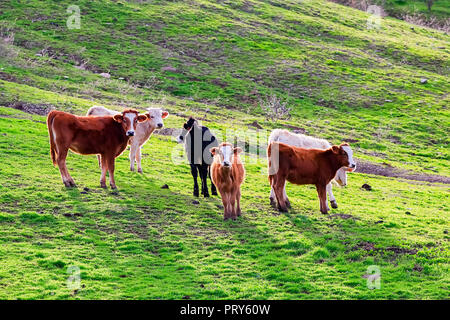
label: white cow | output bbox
[87,105,169,173]
[268,129,355,210]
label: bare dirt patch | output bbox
[281,124,306,133]
[155,128,179,136]
[0,71,18,82]
[356,159,450,185]
[6,101,54,116]
[328,213,359,220]
[353,241,418,256]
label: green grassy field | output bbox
[0,0,448,299]
[381,0,450,20]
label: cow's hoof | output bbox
[100,184,107,189]
[193,191,199,197]
[269,198,277,207]
[331,201,338,209]
[137,168,143,174]
[211,190,218,196]
[237,211,242,217]
[286,200,292,209]
[203,193,210,198]
[278,206,288,213]
[130,167,134,172]
[321,210,329,215]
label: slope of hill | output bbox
[0,0,448,299]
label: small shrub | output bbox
[258,94,291,122]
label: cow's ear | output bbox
[234,147,243,154]
[113,114,123,123]
[183,123,189,130]
[162,111,169,119]
[145,113,151,119]
[331,145,340,154]
[137,115,147,122]
[210,147,218,155]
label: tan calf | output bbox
[210,143,245,221]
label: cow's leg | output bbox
[235,188,242,217]
[97,155,101,168]
[269,175,276,207]
[198,165,205,196]
[99,155,108,188]
[208,166,218,196]
[316,184,329,214]
[190,164,199,197]
[222,193,231,220]
[283,184,291,208]
[57,147,76,188]
[136,146,143,173]
[269,185,276,207]
[230,191,237,220]
[269,175,288,207]
[327,183,338,209]
[200,164,209,197]
[273,176,288,212]
[129,144,137,172]
[106,156,117,189]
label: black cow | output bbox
[177,117,218,197]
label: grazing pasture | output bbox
[0,0,448,299]
[0,106,448,299]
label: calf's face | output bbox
[146,108,169,129]
[210,145,242,168]
[334,168,348,186]
[335,164,356,186]
[113,111,147,136]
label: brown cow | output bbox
[47,109,147,189]
[268,142,356,214]
[210,143,245,221]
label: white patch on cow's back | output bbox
[268,129,331,149]
[342,145,355,167]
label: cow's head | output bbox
[146,108,169,130]
[210,143,242,168]
[331,143,356,171]
[113,109,147,136]
[334,165,356,186]
[177,117,197,143]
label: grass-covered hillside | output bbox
[332,0,450,31]
[382,0,450,20]
[0,0,448,299]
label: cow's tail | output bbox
[47,110,58,166]
[267,142,280,177]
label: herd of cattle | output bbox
[46,107,356,220]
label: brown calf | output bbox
[210,143,246,220]
[47,109,147,188]
[268,142,355,214]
